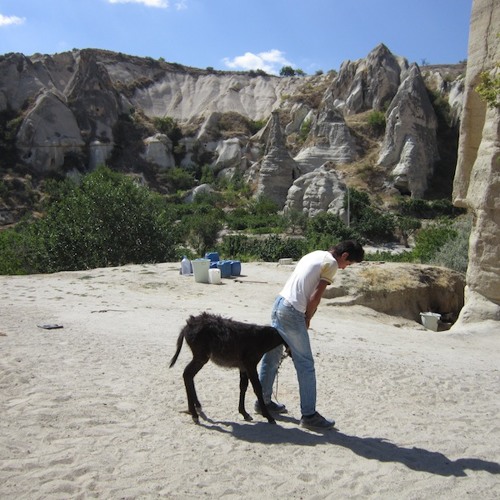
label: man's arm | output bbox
[305,279,329,328]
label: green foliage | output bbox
[0,109,23,167]
[282,209,309,235]
[367,110,386,135]
[306,212,361,249]
[153,116,182,142]
[398,197,465,218]
[184,212,223,257]
[427,89,452,127]
[476,64,500,108]
[249,119,267,135]
[411,220,457,263]
[299,118,312,142]
[219,234,306,262]
[280,66,296,77]
[345,188,395,241]
[0,228,27,274]
[394,215,422,247]
[161,167,196,192]
[13,166,180,273]
[248,69,269,77]
[430,216,471,273]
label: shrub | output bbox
[412,220,457,263]
[161,167,196,192]
[19,166,180,273]
[219,234,306,262]
[430,216,471,273]
[306,212,361,248]
[475,63,500,109]
[367,110,386,135]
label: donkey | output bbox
[169,312,286,423]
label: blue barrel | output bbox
[205,252,220,262]
[230,260,241,276]
[209,261,219,269]
[217,260,232,278]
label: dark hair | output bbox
[330,240,364,263]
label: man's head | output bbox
[329,240,364,269]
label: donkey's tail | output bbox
[169,329,185,368]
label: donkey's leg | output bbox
[247,364,276,423]
[238,371,252,421]
[183,356,208,422]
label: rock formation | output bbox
[452,0,500,326]
[324,262,465,325]
[284,163,347,217]
[293,94,359,171]
[0,45,466,221]
[330,43,408,114]
[253,112,300,207]
[378,65,439,197]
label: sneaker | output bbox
[254,400,288,415]
[300,412,335,431]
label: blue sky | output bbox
[1,0,472,74]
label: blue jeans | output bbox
[259,296,316,416]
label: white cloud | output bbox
[223,49,293,75]
[175,0,187,10]
[0,14,26,27]
[108,0,169,7]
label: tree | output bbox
[24,166,180,273]
[280,66,296,77]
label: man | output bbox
[256,240,365,431]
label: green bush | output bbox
[430,216,471,273]
[367,110,386,134]
[412,220,457,263]
[398,197,465,218]
[219,234,306,262]
[306,212,361,248]
[161,167,196,192]
[12,166,180,273]
[0,228,27,274]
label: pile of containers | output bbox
[186,252,241,284]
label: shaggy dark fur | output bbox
[169,312,286,423]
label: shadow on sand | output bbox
[196,412,500,477]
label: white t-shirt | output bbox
[279,250,338,313]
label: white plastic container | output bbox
[208,268,222,285]
[181,256,192,275]
[420,312,441,332]
[192,259,210,283]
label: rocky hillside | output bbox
[0,44,466,226]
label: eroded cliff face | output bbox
[452,0,500,326]
[0,46,464,222]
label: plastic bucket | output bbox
[230,260,241,276]
[217,260,232,278]
[205,252,220,262]
[420,312,441,331]
[208,268,222,285]
[192,259,210,283]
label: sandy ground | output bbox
[1,262,499,499]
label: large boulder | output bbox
[452,0,500,327]
[378,65,439,197]
[284,163,347,217]
[141,133,175,169]
[324,262,465,325]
